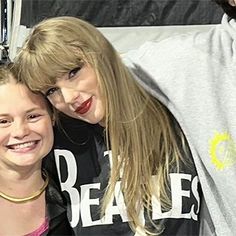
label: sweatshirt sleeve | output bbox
[122,28,236,235]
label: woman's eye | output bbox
[68,67,81,79]
[45,87,59,97]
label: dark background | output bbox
[20,0,224,27]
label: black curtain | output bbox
[20,0,224,27]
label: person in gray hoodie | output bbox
[123,0,236,235]
[13,1,235,235]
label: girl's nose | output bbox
[12,122,30,139]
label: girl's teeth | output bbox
[11,141,35,150]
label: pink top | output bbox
[25,218,49,236]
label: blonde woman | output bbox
[0,63,73,235]
[15,17,201,235]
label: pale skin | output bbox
[229,0,236,6]
[0,76,54,235]
[44,64,105,125]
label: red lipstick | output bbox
[75,97,92,115]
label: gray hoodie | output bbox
[123,14,236,236]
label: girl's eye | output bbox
[45,87,59,97]
[27,114,41,121]
[0,119,9,124]
[0,119,11,127]
[68,67,81,79]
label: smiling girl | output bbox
[0,63,73,235]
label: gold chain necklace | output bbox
[0,171,49,203]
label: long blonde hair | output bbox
[15,16,186,235]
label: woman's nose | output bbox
[61,87,78,104]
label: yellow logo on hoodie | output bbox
[209,132,236,170]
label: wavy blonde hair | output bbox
[15,16,186,235]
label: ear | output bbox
[229,0,236,7]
